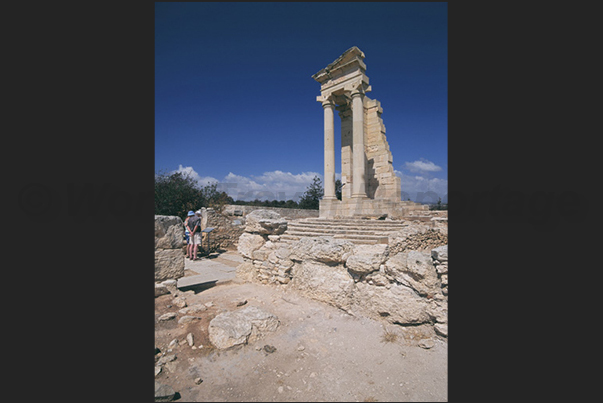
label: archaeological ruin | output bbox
[313,46,428,219]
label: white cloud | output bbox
[221,170,322,201]
[403,159,442,173]
[171,165,447,203]
[172,165,219,188]
[395,170,448,203]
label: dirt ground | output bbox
[155,274,447,402]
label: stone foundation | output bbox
[235,211,448,336]
[319,198,429,219]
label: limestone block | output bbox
[384,250,439,296]
[155,215,184,249]
[288,260,354,311]
[351,282,432,325]
[208,306,279,349]
[244,210,287,235]
[289,236,355,265]
[431,245,448,262]
[345,244,389,275]
[154,249,185,281]
[237,233,266,259]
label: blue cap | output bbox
[187,211,195,216]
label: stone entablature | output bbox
[313,47,427,219]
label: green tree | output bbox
[155,170,206,218]
[335,179,342,200]
[298,176,323,210]
[155,171,234,218]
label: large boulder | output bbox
[208,306,279,349]
[155,215,184,249]
[244,210,287,235]
[345,244,389,275]
[288,260,355,311]
[155,249,184,281]
[384,250,439,297]
[237,233,266,259]
[351,282,432,325]
[289,236,355,265]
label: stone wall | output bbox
[155,215,185,281]
[236,211,448,338]
[222,205,319,220]
[196,205,318,251]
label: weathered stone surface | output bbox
[157,354,176,365]
[288,260,354,311]
[351,282,431,325]
[431,245,448,262]
[418,338,435,349]
[178,315,201,324]
[158,312,177,321]
[155,382,176,402]
[155,215,185,249]
[237,233,266,259]
[172,296,187,308]
[435,263,448,275]
[434,323,448,337]
[384,250,439,296]
[208,306,279,349]
[235,261,256,283]
[345,244,388,275]
[427,302,448,324]
[155,249,185,281]
[155,283,169,297]
[289,236,355,264]
[178,303,207,315]
[244,210,288,235]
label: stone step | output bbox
[279,234,380,245]
[285,228,398,237]
[296,219,409,227]
[289,221,408,229]
[287,224,406,233]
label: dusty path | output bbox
[155,272,447,402]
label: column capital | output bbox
[322,99,335,109]
[317,94,335,106]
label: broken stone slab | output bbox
[288,236,355,264]
[345,244,388,275]
[155,249,185,281]
[157,312,177,322]
[384,250,439,297]
[237,232,266,259]
[208,306,279,349]
[431,245,448,262]
[157,354,176,365]
[178,315,201,324]
[155,215,185,249]
[172,296,187,309]
[155,382,176,402]
[186,333,194,347]
[155,283,169,297]
[244,210,288,235]
[179,303,207,315]
[434,323,448,337]
[418,339,435,349]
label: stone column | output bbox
[351,91,366,198]
[322,99,336,200]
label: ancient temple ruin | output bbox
[313,46,428,219]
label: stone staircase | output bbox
[279,217,412,245]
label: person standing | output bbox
[186,210,201,260]
[183,214,191,257]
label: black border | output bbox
[10,1,597,401]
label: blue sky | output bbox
[155,2,447,203]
